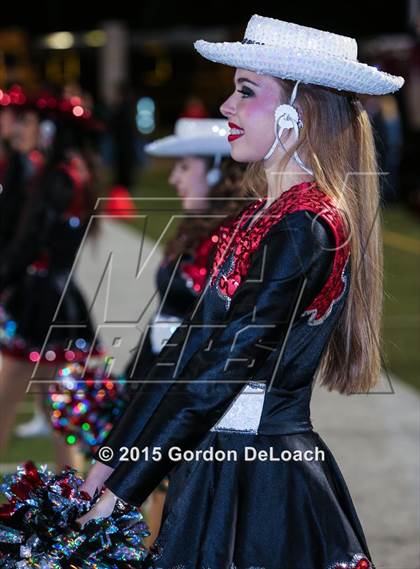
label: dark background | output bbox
[0,1,410,36]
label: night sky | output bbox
[0,1,410,37]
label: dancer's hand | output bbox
[79,462,115,499]
[76,488,119,529]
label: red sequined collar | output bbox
[210,181,350,325]
[180,234,217,294]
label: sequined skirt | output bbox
[0,269,99,364]
[144,430,374,569]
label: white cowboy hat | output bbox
[194,14,404,96]
[145,118,231,157]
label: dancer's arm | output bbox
[92,210,337,508]
[79,461,115,498]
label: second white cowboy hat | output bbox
[194,14,404,95]
[145,118,231,157]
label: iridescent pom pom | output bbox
[0,460,150,568]
[47,361,130,458]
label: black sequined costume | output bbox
[126,233,217,385]
[93,181,374,569]
[0,156,101,364]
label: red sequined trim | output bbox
[328,553,373,568]
[57,161,87,218]
[28,149,45,171]
[27,250,51,273]
[180,234,217,294]
[210,182,350,324]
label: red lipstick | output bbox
[228,122,245,142]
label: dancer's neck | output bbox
[264,158,314,205]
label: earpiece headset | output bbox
[263,81,313,175]
[206,154,223,187]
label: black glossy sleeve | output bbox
[100,210,336,505]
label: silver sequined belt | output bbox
[210,381,266,434]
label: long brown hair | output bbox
[246,79,383,394]
[164,157,250,259]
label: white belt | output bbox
[210,381,266,434]
[149,313,183,355]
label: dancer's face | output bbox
[0,108,17,141]
[168,156,209,211]
[220,68,284,163]
[13,111,40,154]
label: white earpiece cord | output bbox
[263,81,313,176]
[207,153,223,187]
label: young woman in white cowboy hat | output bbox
[75,14,404,569]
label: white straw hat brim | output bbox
[194,40,404,96]
[145,134,231,157]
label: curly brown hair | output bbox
[164,157,251,260]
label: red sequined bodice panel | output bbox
[210,182,350,325]
[180,234,217,294]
